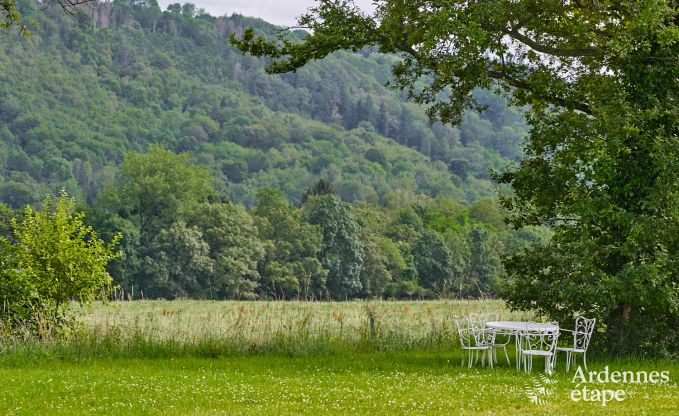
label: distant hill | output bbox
[0,0,527,208]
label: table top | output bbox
[486,321,559,332]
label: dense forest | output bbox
[0,1,544,300]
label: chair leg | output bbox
[503,346,510,366]
[546,354,555,374]
[565,352,570,372]
[523,354,531,373]
[524,356,530,373]
[515,334,521,370]
[568,351,573,370]
[583,352,588,371]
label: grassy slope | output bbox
[1,300,677,415]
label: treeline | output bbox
[2,146,548,300]
[0,2,539,300]
[1,0,524,210]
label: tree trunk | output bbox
[617,302,633,356]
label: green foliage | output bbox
[143,221,213,298]
[1,0,30,35]
[252,188,326,300]
[0,192,120,335]
[106,144,213,240]
[359,234,392,298]
[301,179,335,204]
[0,2,549,307]
[88,146,535,303]
[412,230,455,296]
[232,0,679,355]
[0,236,37,329]
[98,145,265,300]
[495,4,679,355]
[95,144,213,297]
[466,227,502,297]
[468,198,506,230]
[189,203,265,300]
[303,195,364,299]
[0,0,525,210]
[0,203,16,239]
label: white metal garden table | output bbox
[485,321,559,370]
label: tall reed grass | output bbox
[0,300,534,362]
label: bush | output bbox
[0,192,120,338]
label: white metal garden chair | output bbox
[469,311,511,365]
[555,316,596,371]
[454,315,495,368]
[517,323,560,374]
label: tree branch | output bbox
[504,29,603,58]
[488,70,592,114]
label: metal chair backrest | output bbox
[454,315,489,348]
[573,316,596,350]
[454,315,473,348]
[519,322,559,354]
[468,311,499,330]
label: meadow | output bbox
[0,300,677,415]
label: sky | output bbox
[157,0,376,27]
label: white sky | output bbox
[157,0,376,27]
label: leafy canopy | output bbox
[105,144,213,239]
[0,192,120,334]
[303,194,364,300]
[230,0,644,122]
[253,188,326,299]
[1,0,92,35]
[189,202,265,300]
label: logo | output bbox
[570,366,670,407]
[524,374,557,405]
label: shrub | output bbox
[0,192,120,338]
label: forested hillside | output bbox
[0,1,541,300]
[0,0,526,208]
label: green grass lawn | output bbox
[1,301,677,415]
[2,353,677,415]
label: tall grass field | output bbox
[1,300,677,415]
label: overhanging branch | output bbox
[504,29,603,58]
[488,70,592,114]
